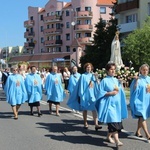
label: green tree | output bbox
[123,16,150,70]
[80,16,117,70]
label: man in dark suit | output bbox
[2,68,9,89]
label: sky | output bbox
[0,0,70,48]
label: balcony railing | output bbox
[77,37,93,44]
[43,15,62,23]
[44,40,62,46]
[119,22,138,33]
[43,28,62,35]
[116,0,139,13]
[75,24,93,31]
[24,20,34,27]
[76,11,93,18]
[24,42,35,48]
[24,32,35,38]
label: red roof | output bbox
[63,2,72,9]
[38,8,45,14]
[97,0,116,5]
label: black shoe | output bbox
[135,132,143,138]
[38,112,42,117]
[14,117,18,120]
[95,126,102,131]
[30,112,34,116]
[84,124,88,129]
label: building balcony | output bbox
[43,15,62,23]
[24,32,35,38]
[24,42,35,48]
[75,24,93,32]
[24,20,34,28]
[77,37,93,44]
[76,11,93,18]
[44,40,62,46]
[119,22,138,33]
[43,28,62,35]
[116,0,139,13]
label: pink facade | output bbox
[11,0,114,68]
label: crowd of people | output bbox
[1,62,150,148]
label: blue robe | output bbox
[96,76,128,123]
[4,74,27,105]
[45,72,65,102]
[67,73,81,94]
[25,73,42,103]
[130,75,150,120]
[67,72,99,111]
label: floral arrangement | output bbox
[95,66,138,87]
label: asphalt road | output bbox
[0,89,150,150]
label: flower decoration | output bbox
[95,66,138,87]
[95,68,107,80]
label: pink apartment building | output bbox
[9,0,114,69]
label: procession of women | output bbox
[2,32,150,148]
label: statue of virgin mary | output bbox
[109,31,123,68]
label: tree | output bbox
[122,16,150,70]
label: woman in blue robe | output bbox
[67,66,81,113]
[67,63,102,130]
[25,66,42,117]
[96,63,128,147]
[4,66,27,120]
[45,66,65,116]
[130,64,150,141]
[67,66,81,94]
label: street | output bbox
[0,89,150,150]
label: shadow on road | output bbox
[36,119,128,150]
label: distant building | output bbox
[116,0,150,36]
[9,0,114,69]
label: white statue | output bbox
[109,31,123,68]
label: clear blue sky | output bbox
[0,0,70,48]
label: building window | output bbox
[85,19,91,25]
[30,16,33,20]
[66,10,70,16]
[66,46,70,52]
[55,11,61,16]
[56,47,61,52]
[77,20,81,25]
[41,48,43,53]
[51,12,54,16]
[40,15,43,21]
[126,14,137,23]
[85,7,91,11]
[85,33,91,37]
[76,7,81,12]
[66,34,70,40]
[47,13,49,16]
[40,26,43,32]
[51,24,54,28]
[47,24,50,29]
[100,7,106,14]
[56,35,61,40]
[56,23,61,29]
[76,33,81,38]
[41,37,44,43]
[66,22,70,28]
